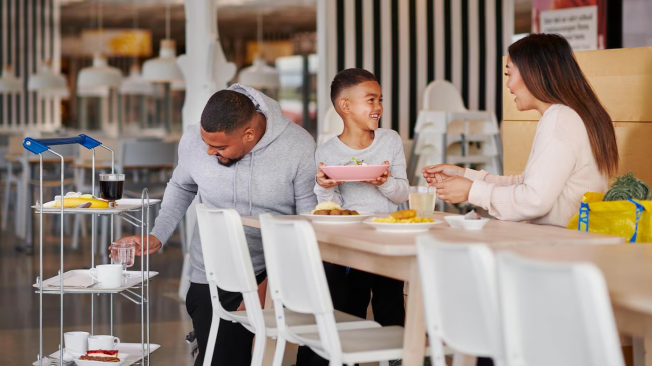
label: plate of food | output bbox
[300,201,373,224]
[444,210,490,230]
[73,350,128,366]
[320,157,390,182]
[363,209,441,233]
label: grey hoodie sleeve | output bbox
[294,144,319,214]
[150,136,198,244]
[378,132,409,205]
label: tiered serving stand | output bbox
[23,135,160,366]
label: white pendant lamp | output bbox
[119,64,156,95]
[171,79,185,91]
[239,57,280,89]
[0,65,22,94]
[142,2,183,83]
[77,52,123,91]
[77,1,122,93]
[237,13,279,89]
[28,59,70,98]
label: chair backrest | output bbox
[259,214,334,315]
[318,107,344,146]
[416,237,503,362]
[118,139,177,170]
[497,253,624,366]
[195,204,259,293]
[422,80,467,112]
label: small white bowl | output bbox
[444,215,490,230]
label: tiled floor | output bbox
[0,206,194,365]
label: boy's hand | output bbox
[363,161,391,186]
[316,163,343,189]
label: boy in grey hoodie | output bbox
[114,84,317,366]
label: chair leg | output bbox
[271,337,286,366]
[203,312,220,366]
[251,332,267,366]
[429,339,448,366]
[452,353,477,366]
[72,215,81,250]
[1,181,11,230]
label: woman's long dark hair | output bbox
[508,33,619,177]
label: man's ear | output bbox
[338,98,350,114]
[243,126,256,142]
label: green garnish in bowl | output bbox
[351,157,364,165]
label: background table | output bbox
[242,212,623,366]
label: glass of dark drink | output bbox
[100,174,125,208]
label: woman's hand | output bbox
[316,163,343,189]
[422,164,466,185]
[433,176,473,204]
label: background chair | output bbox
[416,237,505,366]
[497,253,625,366]
[260,214,432,366]
[195,205,377,366]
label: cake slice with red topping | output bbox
[79,350,120,362]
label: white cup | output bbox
[89,264,123,288]
[88,335,120,350]
[64,331,89,354]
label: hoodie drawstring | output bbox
[233,162,238,209]
[232,153,255,216]
[249,152,254,216]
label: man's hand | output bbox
[433,176,473,204]
[109,235,162,257]
[237,278,268,311]
[316,162,343,189]
[422,164,466,185]
[363,161,391,186]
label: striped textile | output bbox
[320,0,509,139]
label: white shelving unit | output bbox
[24,134,160,366]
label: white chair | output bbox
[497,253,625,366]
[423,80,467,112]
[416,237,505,366]
[317,106,344,147]
[408,80,502,193]
[260,214,426,366]
[195,205,378,366]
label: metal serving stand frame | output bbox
[23,134,156,366]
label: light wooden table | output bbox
[503,244,652,366]
[242,212,624,366]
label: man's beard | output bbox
[216,155,242,167]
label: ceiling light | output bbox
[28,59,70,98]
[0,65,22,94]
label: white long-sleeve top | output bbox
[467,104,608,227]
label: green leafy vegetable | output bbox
[351,157,364,165]
[603,172,651,201]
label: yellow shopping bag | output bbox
[567,192,652,243]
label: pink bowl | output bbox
[320,165,390,182]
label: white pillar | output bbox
[177,0,236,301]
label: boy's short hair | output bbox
[201,90,257,133]
[330,68,378,106]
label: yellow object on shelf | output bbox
[53,196,109,209]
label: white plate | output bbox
[300,212,374,224]
[33,199,161,215]
[115,343,160,366]
[34,270,159,294]
[73,353,129,366]
[444,215,490,230]
[362,218,442,233]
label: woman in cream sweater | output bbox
[423,33,619,227]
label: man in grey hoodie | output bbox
[115,84,317,366]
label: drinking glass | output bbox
[99,174,125,208]
[409,186,436,217]
[111,240,136,277]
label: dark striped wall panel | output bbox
[324,0,505,139]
